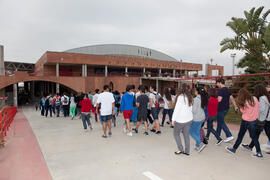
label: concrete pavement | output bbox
[2,106,270,180]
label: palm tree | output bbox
[220,6,270,73]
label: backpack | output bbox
[63,96,68,104]
[153,93,164,108]
[55,97,61,106]
[45,98,49,107]
[168,100,175,109]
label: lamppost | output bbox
[230,53,236,75]
[180,59,183,76]
[210,58,213,65]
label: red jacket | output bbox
[79,98,94,113]
[207,97,218,117]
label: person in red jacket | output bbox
[206,88,223,145]
[79,94,95,132]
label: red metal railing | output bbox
[0,107,17,147]
[174,73,270,95]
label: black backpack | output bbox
[45,98,49,107]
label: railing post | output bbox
[0,109,4,147]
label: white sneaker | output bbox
[123,127,127,133]
[224,136,234,143]
[84,129,88,132]
[127,132,133,136]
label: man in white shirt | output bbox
[96,85,115,138]
[93,89,100,122]
[61,93,70,117]
[149,85,161,134]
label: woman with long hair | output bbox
[161,87,175,127]
[242,85,270,153]
[172,83,193,156]
[226,88,262,158]
[190,86,208,153]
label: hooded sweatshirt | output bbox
[192,95,206,122]
[258,95,270,122]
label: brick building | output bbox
[0,44,223,106]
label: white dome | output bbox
[65,44,178,62]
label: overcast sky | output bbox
[0,0,269,75]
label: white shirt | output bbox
[164,95,176,109]
[135,92,141,99]
[70,97,76,107]
[61,95,69,105]
[93,93,99,107]
[149,91,158,108]
[97,92,115,116]
[172,95,193,123]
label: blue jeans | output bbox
[100,115,112,124]
[81,113,91,129]
[162,109,173,125]
[190,120,204,148]
[55,105,60,117]
[63,105,69,117]
[217,110,232,138]
[206,116,222,141]
[233,120,261,153]
[45,105,52,117]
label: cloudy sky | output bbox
[0,0,269,75]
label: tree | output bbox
[220,6,270,73]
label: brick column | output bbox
[82,64,85,77]
[173,69,176,77]
[105,65,108,77]
[159,68,162,77]
[143,67,146,77]
[0,45,5,107]
[56,63,59,93]
[156,79,159,93]
[125,67,128,77]
[85,64,87,77]
[13,83,17,107]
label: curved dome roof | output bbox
[65,44,178,62]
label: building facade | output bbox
[0,44,221,106]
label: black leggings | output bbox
[249,120,270,149]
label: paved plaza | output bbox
[1,106,270,180]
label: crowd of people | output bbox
[36,78,270,158]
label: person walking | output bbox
[96,85,115,138]
[172,83,193,156]
[206,88,223,145]
[135,85,149,135]
[79,94,95,132]
[190,87,208,153]
[216,78,238,142]
[61,93,70,117]
[45,94,53,118]
[161,87,175,128]
[40,96,46,116]
[92,89,100,122]
[145,86,154,125]
[70,93,77,120]
[242,85,270,153]
[226,88,263,158]
[53,93,61,117]
[149,85,161,134]
[121,85,134,136]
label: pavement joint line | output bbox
[143,171,164,180]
